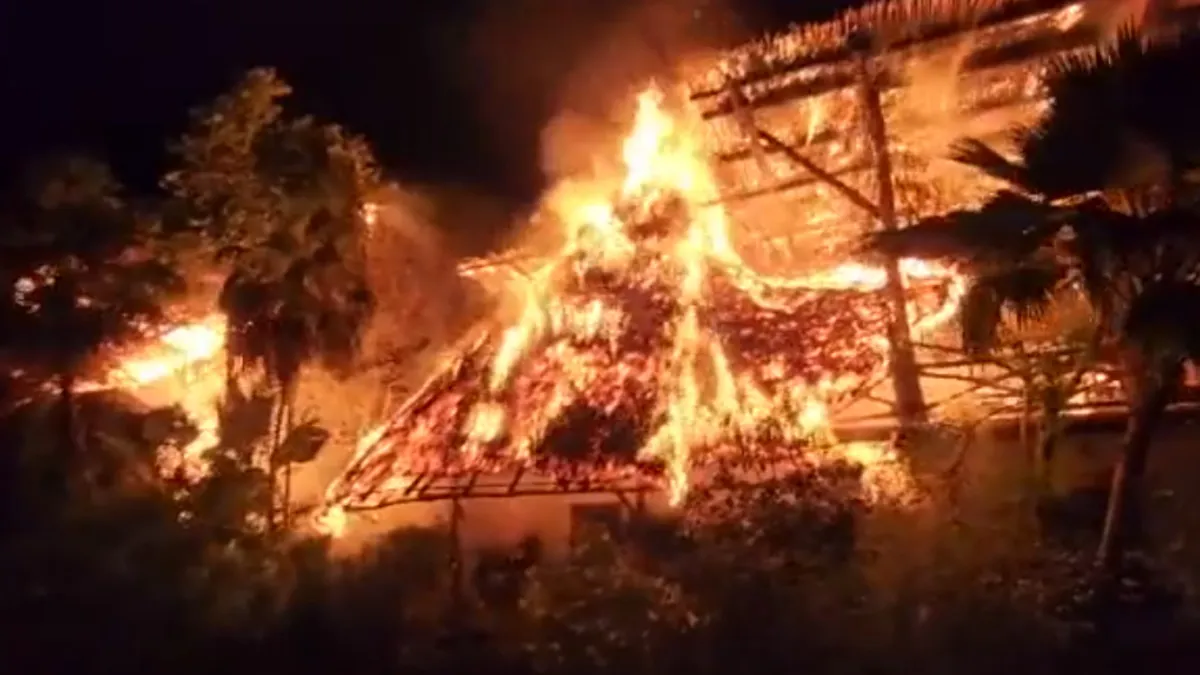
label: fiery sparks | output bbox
[324,87,964,517]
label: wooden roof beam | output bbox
[713,91,1042,164]
[755,129,882,220]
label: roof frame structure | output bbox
[341,464,663,512]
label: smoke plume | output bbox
[455,0,749,201]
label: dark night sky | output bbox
[0,0,858,207]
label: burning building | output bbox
[317,81,961,543]
[317,0,1200,543]
[85,0,1200,549]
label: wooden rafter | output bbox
[715,92,1042,164]
[345,468,662,512]
[727,83,774,178]
[754,129,882,220]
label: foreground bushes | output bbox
[2,403,1199,675]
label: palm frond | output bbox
[997,263,1062,326]
[272,419,330,465]
[1033,28,1200,201]
[865,214,971,260]
[1016,119,1124,201]
[1061,211,1121,325]
[1045,23,1147,80]
[868,190,1064,262]
[1070,204,1200,280]
[958,279,1003,355]
[949,139,1029,190]
[958,262,1065,354]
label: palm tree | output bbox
[218,213,374,527]
[0,156,183,469]
[169,69,380,529]
[867,29,1200,569]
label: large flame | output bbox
[88,313,226,480]
[323,86,965,525]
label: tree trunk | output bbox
[1020,376,1032,457]
[49,369,79,501]
[850,34,926,428]
[224,351,236,396]
[1035,417,1060,488]
[223,323,238,396]
[280,401,293,530]
[1096,365,1175,571]
[269,378,298,531]
[1035,388,1066,492]
[58,370,77,457]
[267,396,286,531]
[1037,331,1100,489]
[449,497,466,614]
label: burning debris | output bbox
[323,88,964,517]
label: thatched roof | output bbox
[679,0,1196,272]
[688,0,1082,100]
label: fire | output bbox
[109,318,224,385]
[94,313,226,479]
[324,85,965,518]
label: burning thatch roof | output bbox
[681,0,1198,271]
[322,90,965,514]
[326,192,957,512]
[690,0,1084,98]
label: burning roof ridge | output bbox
[688,0,1081,96]
[696,19,1093,121]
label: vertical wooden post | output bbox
[1021,379,1033,463]
[267,397,284,531]
[281,403,293,529]
[849,30,927,428]
[728,83,773,178]
[442,494,470,667]
[449,496,465,609]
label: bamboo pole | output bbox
[849,30,928,428]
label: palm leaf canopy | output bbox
[217,109,379,388]
[866,27,1200,355]
[958,260,1065,353]
[953,28,1200,202]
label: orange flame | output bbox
[95,313,226,480]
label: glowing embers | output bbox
[332,258,681,509]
